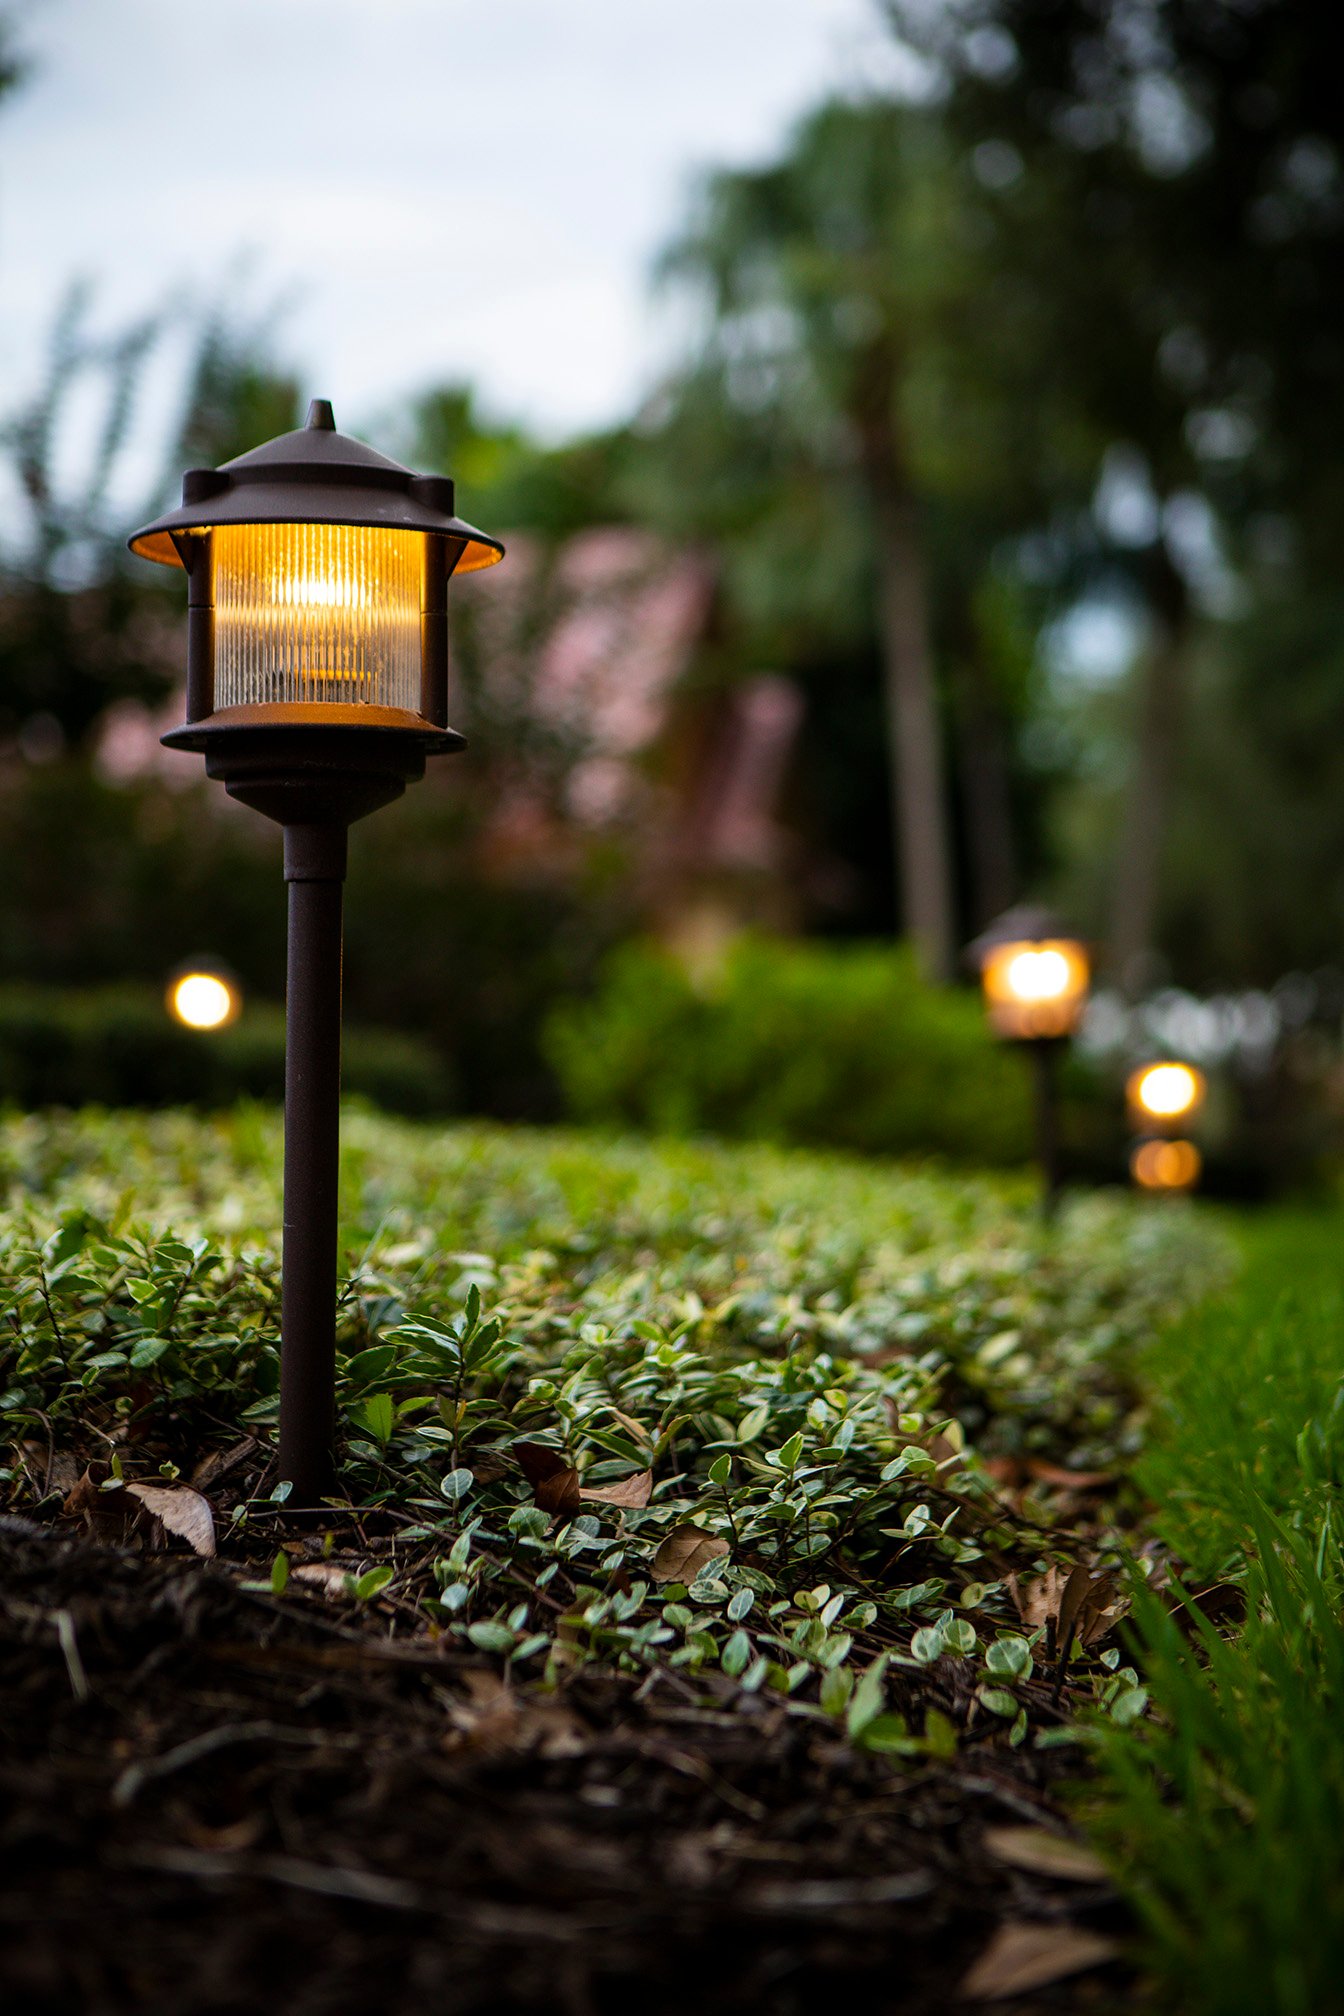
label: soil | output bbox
[0,1513,1132,2016]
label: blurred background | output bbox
[2,0,1342,1192]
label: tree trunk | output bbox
[1110,546,1190,996]
[868,474,957,981]
[953,651,1018,931]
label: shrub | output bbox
[0,985,451,1115]
[546,935,1038,1164]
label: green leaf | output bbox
[441,1467,474,1502]
[352,1393,396,1445]
[708,1452,733,1487]
[271,1550,290,1595]
[820,1664,854,1717]
[847,1653,889,1738]
[721,1629,752,1676]
[467,1620,517,1654]
[986,1634,1034,1680]
[354,1564,394,1603]
[979,1686,1019,1718]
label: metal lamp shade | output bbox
[129,399,503,742]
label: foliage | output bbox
[0,1108,1225,1742]
[547,933,1044,1164]
[0,761,632,1120]
[1086,1213,1344,2013]
[0,985,449,1115]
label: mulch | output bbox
[0,1514,1132,2016]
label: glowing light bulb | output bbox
[1004,948,1072,1003]
[168,971,241,1031]
[1128,1061,1205,1123]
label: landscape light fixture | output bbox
[1130,1137,1202,1193]
[167,963,242,1032]
[1126,1059,1206,1130]
[131,400,503,1503]
[968,905,1091,1217]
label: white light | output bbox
[1005,948,1072,1003]
[171,972,237,1031]
[1134,1062,1201,1120]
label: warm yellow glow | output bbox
[168,971,241,1032]
[981,938,1089,1041]
[1128,1061,1206,1124]
[1131,1138,1202,1192]
[212,522,422,710]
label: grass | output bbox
[1,1103,1225,1749]
[1088,1211,1344,2015]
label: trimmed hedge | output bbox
[0,986,451,1116]
[545,935,1037,1165]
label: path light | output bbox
[1130,1138,1202,1193]
[167,963,242,1032]
[131,400,503,1503]
[968,906,1090,1217]
[1127,1059,1206,1131]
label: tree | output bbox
[658,103,990,979]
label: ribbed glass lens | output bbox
[213,523,422,710]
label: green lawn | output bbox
[1089,1212,1344,2015]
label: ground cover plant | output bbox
[0,1107,1228,2013]
[1089,1214,1344,2016]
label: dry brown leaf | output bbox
[652,1525,730,1584]
[191,1438,257,1491]
[289,1562,351,1598]
[982,1826,1109,1884]
[605,1407,650,1445]
[447,1672,587,1758]
[960,1921,1120,1999]
[1006,1564,1067,1632]
[512,1441,572,1485]
[536,1467,583,1515]
[579,1470,653,1509]
[125,1483,216,1558]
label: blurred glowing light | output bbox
[982,938,1090,1041]
[168,970,241,1031]
[1128,1060,1206,1123]
[1131,1138,1202,1192]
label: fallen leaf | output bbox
[960,1921,1120,1999]
[604,1406,650,1445]
[982,1826,1109,1883]
[446,1672,587,1758]
[289,1562,351,1598]
[125,1483,216,1558]
[513,1441,582,1515]
[579,1470,653,1509]
[512,1441,572,1485]
[652,1524,730,1584]
[536,1467,583,1514]
[1006,1564,1067,1632]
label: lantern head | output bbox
[967,905,1090,1044]
[167,963,243,1031]
[130,398,502,748]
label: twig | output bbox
[53,1609,89,1703]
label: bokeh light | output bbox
[1128,1061,1206,1124]
[1131,1138,1202,1192]
[167,969,241,1032]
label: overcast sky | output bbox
[1,0,906,473]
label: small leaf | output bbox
[271,1550,290,1595]
[707,1453,732,1487]
[651,1525,730,1584]
[468,1619,517,1654]
[441,1468,474,1502]
[354,1563,394,1603]
[982,1827,1108,1884]
[846,1653,888,1738]
[726,1587,754,1623]
[124,1483,216,1559]
[579,1470,653,1509]
[960,1922,1119,1999]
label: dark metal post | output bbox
[277,822,349,1504]
[1029,1038,1061,1220]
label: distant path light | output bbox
[1128,1060,1206,1126]
[1131,1138,1202,1192]
[168,967,241,1031]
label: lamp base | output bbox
[161,716,464,829]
